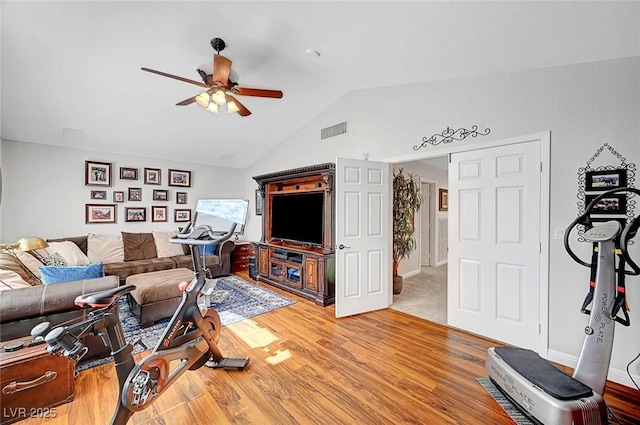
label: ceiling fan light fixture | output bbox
[212,90,227,105]
[206,102,219,114]
[195,92,210,107]
[227,100,239,114]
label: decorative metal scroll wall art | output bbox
[413,125,491,151]
[577,143,636,241]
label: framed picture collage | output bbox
[84,160,191,224]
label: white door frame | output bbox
[385,131,551,357]
[420,179,437,267]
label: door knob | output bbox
[338,244,351,250]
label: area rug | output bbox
[77,275,294,371]
[477,377,535,425]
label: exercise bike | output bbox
[31,222,250,425]
[486,187,640,425]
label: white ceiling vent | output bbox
[320,121,348,140]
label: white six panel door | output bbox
[335,158,390,318]
[448,141,541,350]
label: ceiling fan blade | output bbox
[141,67,209,88]
[176,96,197,106]
[233,87,283,98]
[227,95,252,117]
[212,55,232,86]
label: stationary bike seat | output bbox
[75,284,136,308]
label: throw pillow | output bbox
[87,234,125,264]
[0,270,32,291]
[198,244,217,255]
[36,241,91,266]
[15,251,44,279]
[122,232,158,261]
[41,252,68,267]
[0,252,40,286]
[40,262,104,285]
[152,231,185,258]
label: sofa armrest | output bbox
[217,240,235,275]
[0,275,120,323]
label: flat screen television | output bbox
[194,199,249,235]
[271,192,324,245]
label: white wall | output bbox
[1,141,246,241]
[242,56,640,387]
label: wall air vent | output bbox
[320,121,348,140]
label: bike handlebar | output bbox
[169,223,236,246]
[564,186,640,275]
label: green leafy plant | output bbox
[393,168,423,279]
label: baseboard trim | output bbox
[401,269,421,279]
[546,349,639,389]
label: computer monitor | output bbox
[193,198,249,235]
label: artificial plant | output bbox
[392,168,423,289]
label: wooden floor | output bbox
[20,273,640,425]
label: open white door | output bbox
[448,140,542,350]
[335,158,391,318]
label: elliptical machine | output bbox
[486,187,640,425]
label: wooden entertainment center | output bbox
[253,163,335,306]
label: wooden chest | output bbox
[1,337,75,425]
[231,242,256,273]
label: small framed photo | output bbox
[439,188,448,211]
[174,208,191,222]
[120,167,138,180]
[176,192,187,204]
[91,190,107,200]
[144,168,161,185]
[585,194,627,215]
[125,207,146,222]
[86,204,116,224]
[153,189,169,201]
[585,169,627,191]
[168,169,191,187]
[255,189,263,216]
[152,206,168,222]
[128,187,142,201]
[85,160,112,186]
[113,191,125,203]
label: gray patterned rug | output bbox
[477,377,535,425]
[77,275,294,371]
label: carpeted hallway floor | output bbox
[391,265,447,325]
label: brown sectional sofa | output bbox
[0,232,234,359]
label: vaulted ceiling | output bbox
[2,1,639,169]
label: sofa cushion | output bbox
[0,270,32,291]
[103,257,175,281]
[15,251,44,279]
[41,252,68,266]
[38,241,91,266]
[87,234,125,264]
[152,231,185,258]
[40,262,104,285]
[47,236,88,255]
[122,232,158,261]
[0,252,40,286]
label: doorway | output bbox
[391,157,448,325]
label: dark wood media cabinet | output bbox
[253,163,335,306]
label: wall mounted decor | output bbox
[128,187,142,201]
[174,209,191,222]
[439,189,448,211]
[152,206,168,222]
[120,167,138,180]
[85,161,112,186]
[577,143,636,241]
[168,169,191,187]
[144,168,161,185]
[125,207,146,222]
[414,125,491,151]
[113,191,125,203]
[176,192,187,204]
[153,189,169,201]
[90,190,107,200]
[86,204,116,224]
[255,189,263,215]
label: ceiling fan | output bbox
[141,38,283,117]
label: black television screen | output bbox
[271,192,324,245]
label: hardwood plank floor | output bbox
[19,273,640,425]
